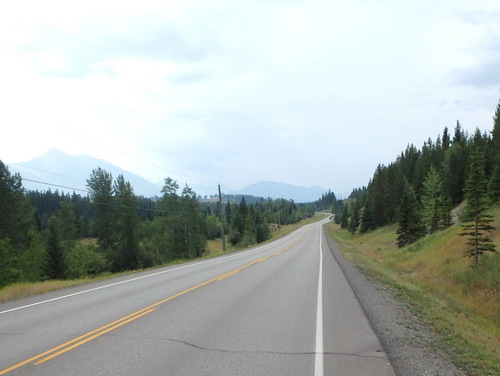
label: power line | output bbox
[65,129,220,185]
[22,178,88,193]
[23,178,205,216]
[12,163,87,183]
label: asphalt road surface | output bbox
[0,217,396,375]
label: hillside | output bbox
[326,209,500,376]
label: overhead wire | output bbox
[12,129,229,215]
[64,129,221,186]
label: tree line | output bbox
[0,165,316,288]
[334,99,500,266]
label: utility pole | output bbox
[218,184,227,252]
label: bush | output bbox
[65,244,109,279]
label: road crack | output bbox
[107,333,389,360]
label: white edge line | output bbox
[0,224,312,315]
[314,226,324,376]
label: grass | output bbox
[0,213,328,303]
[326,211,500,376]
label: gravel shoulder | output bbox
[324,230,466,376]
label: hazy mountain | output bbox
[8,150,327,202]
[9,149,162,197]
[237,181,327,203]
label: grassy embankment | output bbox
[325,211,499,376]
[0,213,327,303]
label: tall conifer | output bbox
[396,181,425,248]
[460,148,496,267]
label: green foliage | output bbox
[65,244,107,279]
[357,99,500,253]
[204,214,221,240]
[17,230,47,282]
[0,161,35,247]
[0,239,18,288]
[87,167,115,249]
[45,218,66,280]
[396,182,426,248]
[421,166,451,233]
[113,175,140,270]
[460,148,497,267]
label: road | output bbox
[0,217,396,375]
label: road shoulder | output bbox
[323,231,466,376]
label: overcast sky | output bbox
[1,0,499,196]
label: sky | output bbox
[1,0,499,197]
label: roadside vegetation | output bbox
[325,99,500,376]
[326,216,499,376]
[1,155,323,290]
[0,213,326,303]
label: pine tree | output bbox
[180,184,205,258]
[113,175,140,270]
[359,205,375,233]
[421,166,450,233]
[442,144,467,205]
[348,200,361,234]
[460,148,496,267]
[396,182,426,248]
[340,204,349,229]
[87,168,115,249]
[46,218,65,279]
[488,99,500,204]
[0,160,35,247]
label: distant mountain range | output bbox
[9,149,162,197]
[8,149,328,202]
[237,181,327,203]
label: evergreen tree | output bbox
[18,229,47,282]
[490,98,500,160]
[359,205,375,233]
[421,166,449,233]
[488,99,500,204]
[340,204,349,229]
[460,148,496,267]
[45,217,65,279]
[87,168,115,249]
[0,160,35,247]
[396,182,425,248]
[442,126,451,151]
[0,239,17,287]
[442,144,467,205]
[113,175,140,270]
[347,200,361,234]
[180,184,206,258]
[56,200,79,250]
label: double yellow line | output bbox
[1,232,307,374]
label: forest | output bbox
[0,164,321,288]
[334,99,500,265]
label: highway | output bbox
[0,217,396,375]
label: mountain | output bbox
[8,150,328,202]
[237,181,327,203]
[9,149,162,197]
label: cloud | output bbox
[1,0,500,195]
[14,18,212,78]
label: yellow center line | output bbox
[35,308,157,365]
[216,269,240,281]
[1,230,310,374]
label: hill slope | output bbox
[326,210,500,376]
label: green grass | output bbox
[326,211,500,376]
